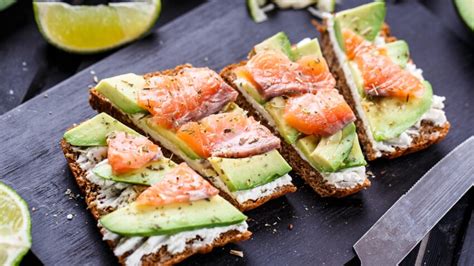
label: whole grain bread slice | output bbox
[88,64,297,211]
[316,21,450,161]
[220,63,371,198]
[60,138,251,266]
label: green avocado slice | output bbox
[264,97,300,144]
[384,40,410,68]
[208,150,292,192]
[291,38,322,60]
[363,81,433,141]
[341,136,366,169]
[64,113,140,146]
[141,117,201,160]
[93,158,176,186]
[100,195,247,237]
[310,123,356,172]
[334,2,386,51]
[95,73,147,114]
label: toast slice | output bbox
[60,120,251,266]
[221,62,370,198]
[317,19,450,161]
[89,64,297,211]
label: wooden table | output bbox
[0,0,472,265]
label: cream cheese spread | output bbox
[321,166,366,189]
[325,15,447,157]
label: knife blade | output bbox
[353,136,474,266]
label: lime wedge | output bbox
[0,182,31,266]
[0,0,16,11]
[33,0,161,53]
[454,0,474,31]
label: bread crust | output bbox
[60,139,251,265]
[220,63,371,198]
[317,21,450,161]
[88,64,297,211]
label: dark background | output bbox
[0,0,472,265]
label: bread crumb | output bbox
[229,249,244,258]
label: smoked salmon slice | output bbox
[107,132,162,174]
[138,67,238,129]
[136,163,219,207]
[176,112,281,158]
[243,50,336,100]
[284,89,356,136]
[342,29,425,99]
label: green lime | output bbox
[33,0,161,53]
[0,0,16,11]
[454,0,474,31]
[0,182,31,266]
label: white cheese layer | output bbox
[75,147,137,211]
[122,222,248,266]
[126,113,292,203]
[321,166,366,188]
[74,147,248,266]
[325,15,447,156]
[233,78,367,189]
[234,174,293,202]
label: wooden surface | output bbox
[0,0,473,265]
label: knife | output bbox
[353,136,474,266]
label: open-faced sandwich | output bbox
[221,32,370,198]
[60,113,251,265]
[88,65,297,211]
[317,2,449,160]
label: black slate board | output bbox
[0,0,473,265]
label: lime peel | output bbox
[33,0,161,54]
[0,181,31,266]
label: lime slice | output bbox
[0,182,31,266]
[0,0,16,11]
[33,0,161,53]
[454,0,474,31]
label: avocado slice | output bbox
[348,61,365,95]
[291,38,322,60]
[100,195,247,237]
[334,2,386,51]
[264,96,300,144]
[363,81,433,141]
[310,123,356,172]
[64,113,139,146]
[208,149,291,192]
[295,134,320,162]
[254,32,294,60]
[384,40,410,68]
[234,77,266,104]
[143,118,201,160]
[220,102,246,114]
[93,158,176,186]
[454,0,474,31]
[341,136,366,169]
[95,73,147,114]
